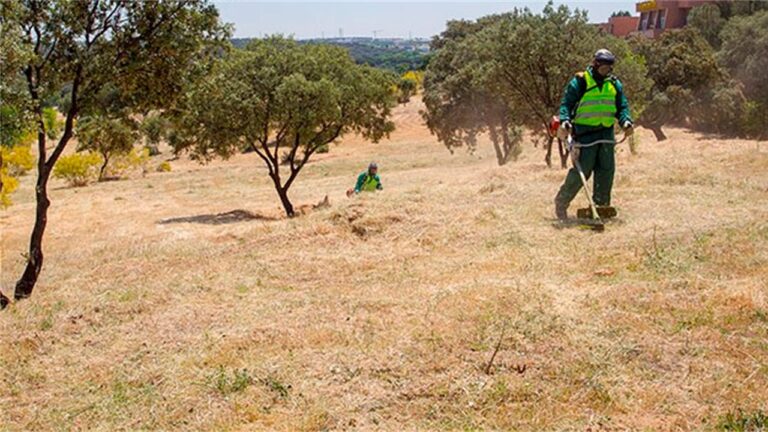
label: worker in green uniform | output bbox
[555,49,634,221]
[348,162,383,196]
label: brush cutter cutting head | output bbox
[577,207,617,220]
[576,219,605,232]
[590,221,605,232]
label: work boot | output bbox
[555,199,568,221]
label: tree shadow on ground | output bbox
[158,209,279,225]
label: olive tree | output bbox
[170,37,396,217]
[629,29,724,141]
[422,16,522,166]
[76,115,139,181]
[719,11,768,138]
[1,0,229,308]
[687,4,727,49]
[423,3,650,167]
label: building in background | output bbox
[598,15,641,37]
[635,0,722,37]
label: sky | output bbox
[214,1,639,40]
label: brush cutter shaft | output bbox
[568,133,628,149]
[574,159,600,221]
[568,135,603,225]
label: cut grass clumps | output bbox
[716,409,767,431]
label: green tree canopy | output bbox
[423,3,650,165]
[629,28,725,140]
[171,36,396,217]
[76,115,139,181]
[719,10,768,137]
[687,4,726,49]
[1,0,230,307]
[422,15,520,166]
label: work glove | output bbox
[622,120,634,137]
[557,120,572,141]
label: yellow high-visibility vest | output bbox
[573,69,618,128]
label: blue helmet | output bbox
[594,49,616,65]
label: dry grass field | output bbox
[1,98,767,431]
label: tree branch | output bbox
[45,65,83,171]
[23,65,47,173]
[287,131,301,172]
[248,141,274,176]
[283,142,316,192]
[260,138,278,182]
[89,2,123,46]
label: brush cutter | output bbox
[558,122,631,223]
[573,132,629,221]
[567,135,605,232]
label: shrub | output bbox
[1,143,36,207]
[76,115,140,180]
[53,152,102,187]
[106,147,150,178]
[402,70,424,87]
[156,161,172,172]
[3,143,34,176]
[689,81,748,135]
[397,71,423,104]
[741,101,768,139]
[42,107,62,140]
[141,112,169,156]
[0,168,19,208]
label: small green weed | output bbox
[717,409,768,431]
[206,366,253,396]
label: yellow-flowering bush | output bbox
[402,70,424,87]
[1,166,19,208]
[3,143,34,176]
[53,152,102,187]
[156,161,172,172]
[106,147,150,178]
[1,143,35,207]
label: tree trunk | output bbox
[15,68,78,303]
[267,170,294,218]
[276,187,294,218]
[649,124,667,141]
[544,136,554,168]
[500,123,516,163]
[0,290,9,309]
[488,126,506,166]
[15,166,52,300]
[99,153,109,181]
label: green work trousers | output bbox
[555,142,615,208]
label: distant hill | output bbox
[231,37,431,74]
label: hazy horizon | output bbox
[214,1,639,40]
